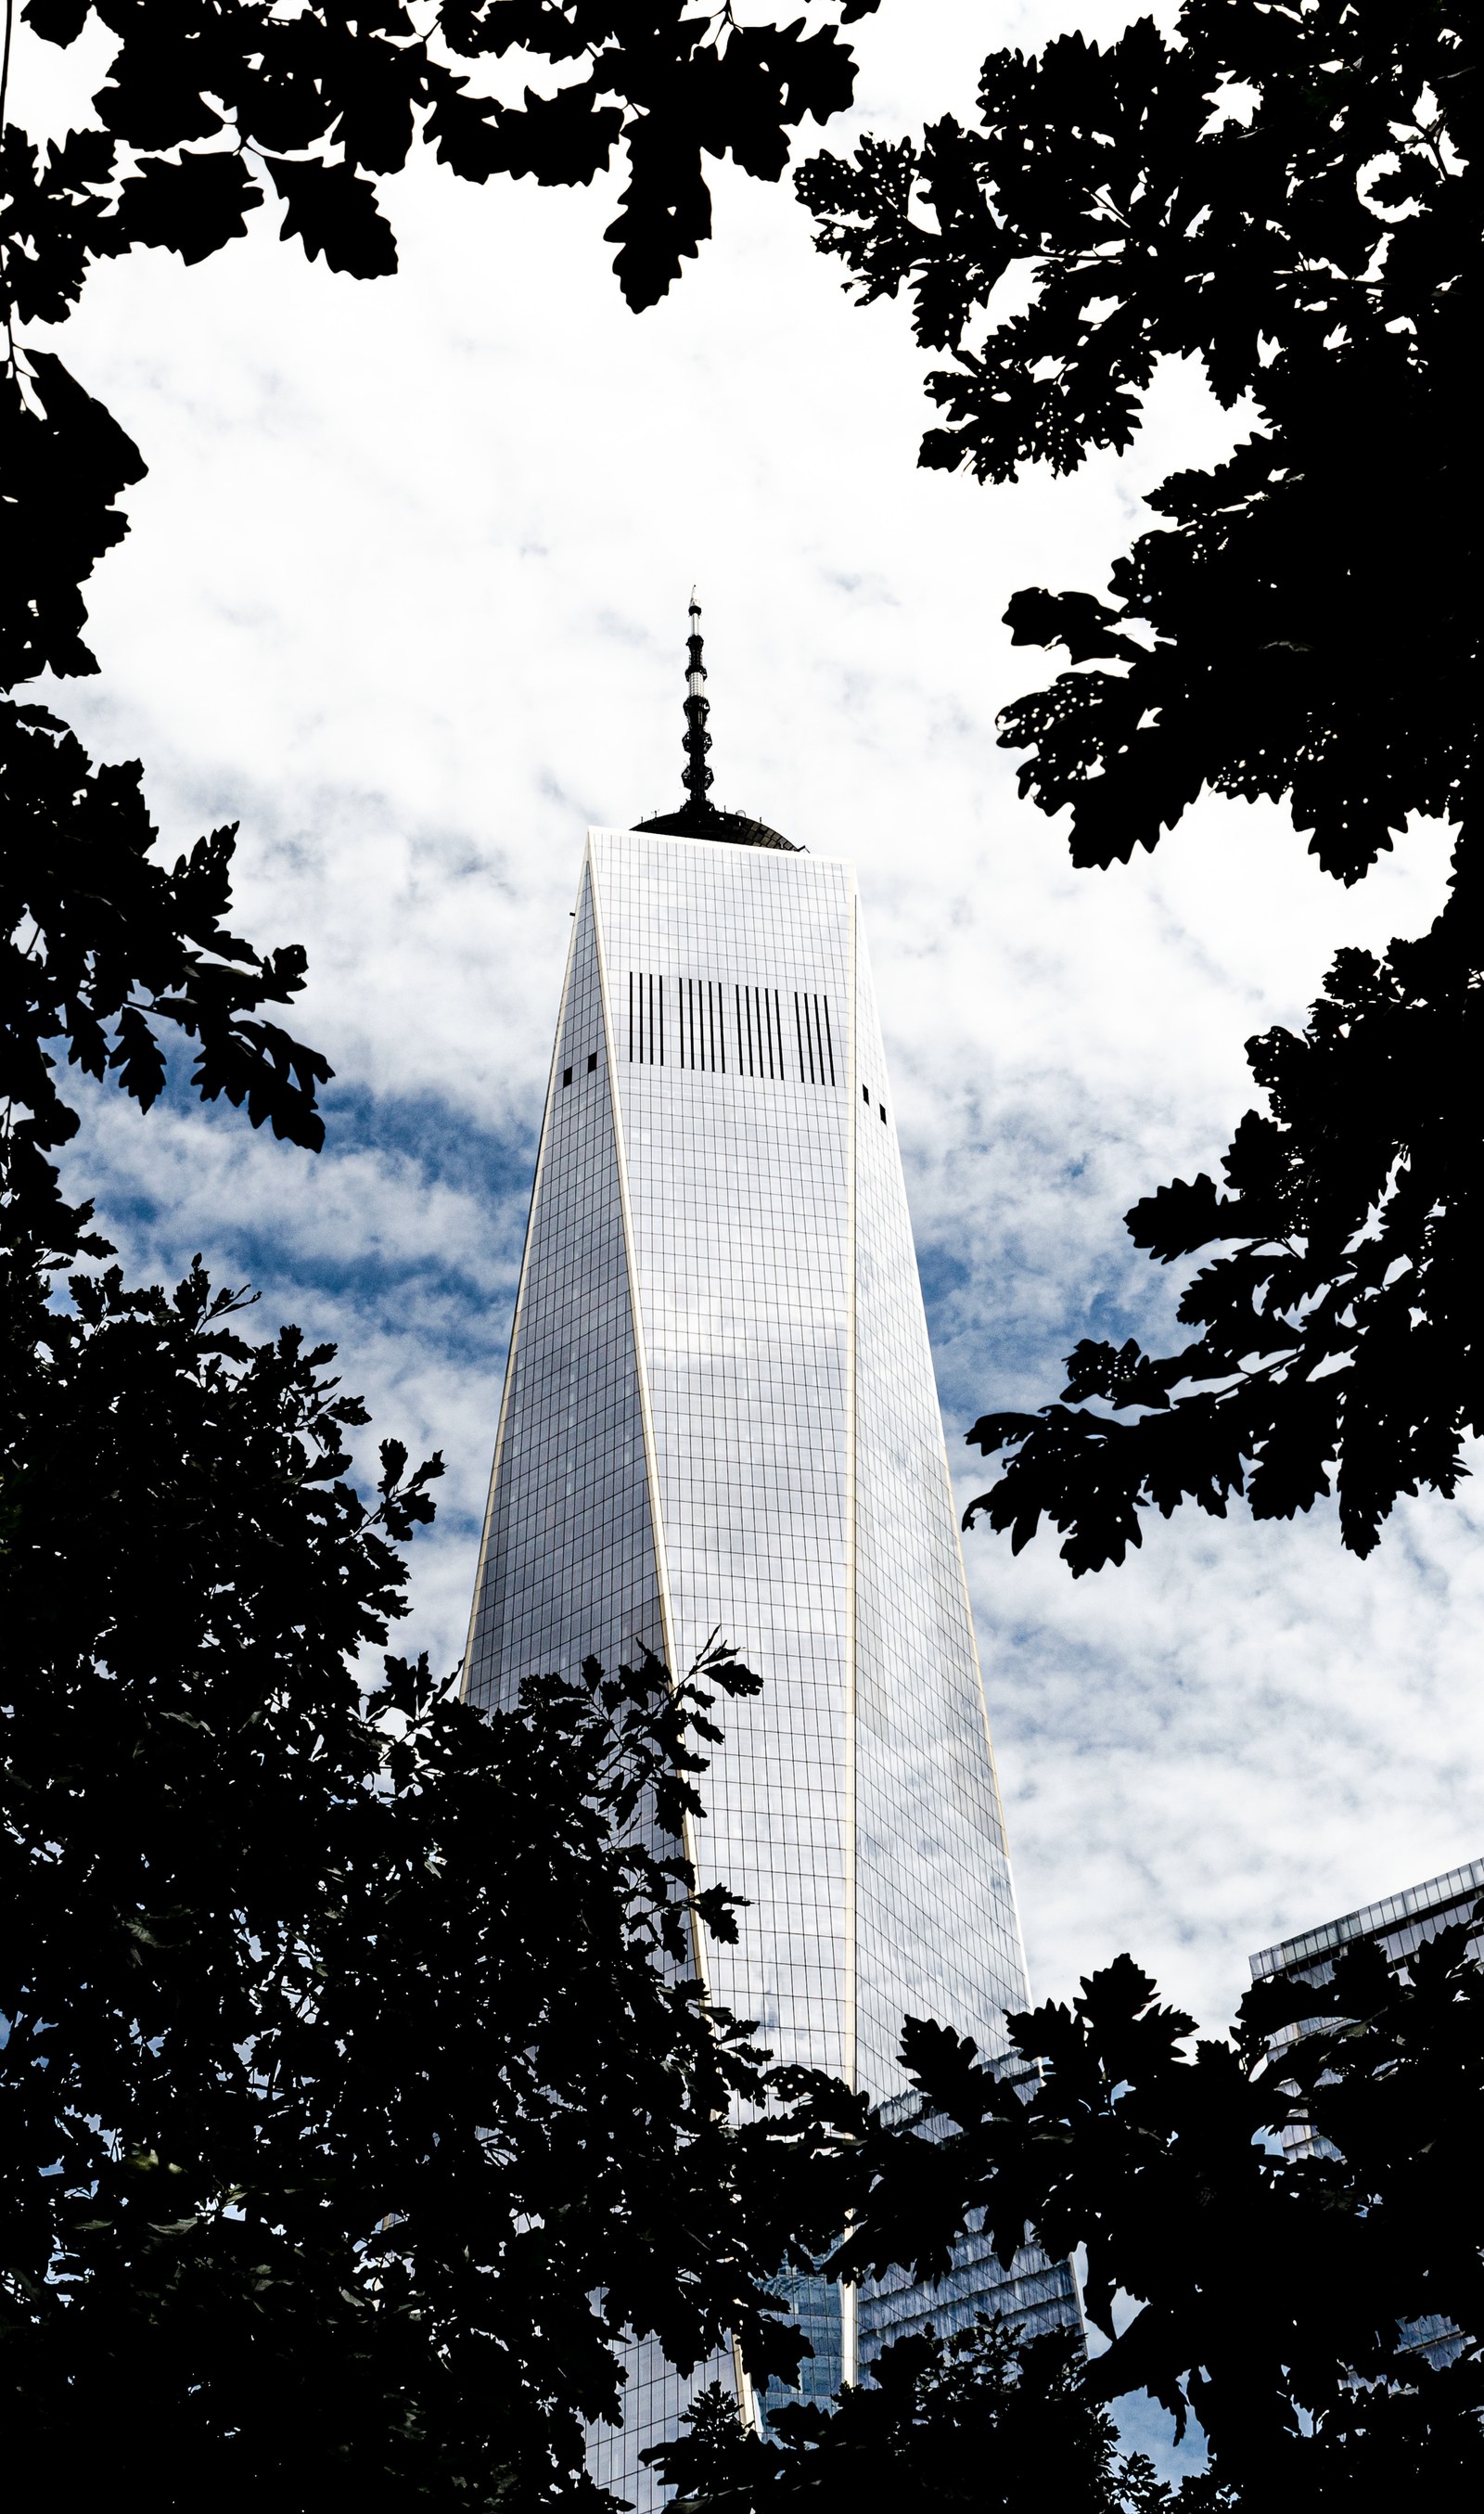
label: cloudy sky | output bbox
[22,1,1483,2045]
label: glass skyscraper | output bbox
[1250,1853,1484,2159]
[465,610,1077,2502]
[1249,1855,1484,2373]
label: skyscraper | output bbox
[465,607,1077,2501]
[1250,1853,1484,2161]
[1249,1855,1484,2373]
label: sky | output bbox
[19,1,1483,2052]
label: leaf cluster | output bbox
[818,1928,1484,2509]
[800,1,1478,1564]
[10,0,877,312]
[0,10,896,2488]
[2,6,879,1259]
[2,687,331,1267]
[965,848,1482,1569]
[0,1239,856,2499]
[1,328,327,1266]
[800,0,1473,869]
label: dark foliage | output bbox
[1,2,877,1264]
[819,1923,1484,2510]
[966,860,1482,1567]
[1,17,888,2486]
[9,0,876,314]
[1,690,331,1266]
[1,322,333,1261]
[0,1237,852,2501]
[0,481,856,2497]
[650,2319,1169,2512]
[800,2,1480,1566]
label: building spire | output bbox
[631,595,799,851]
[682,590,714,811]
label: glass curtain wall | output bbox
[467,829,1080,2499]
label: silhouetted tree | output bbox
[651,2321,1170,2512]
[1,0,878,1263]
[2,19,885,2482]
[11,10,1483,2501]
[800,0,1478,1570]
[1,710,853,2492]
[2,1263,850,2505]
[805,1918,1484,2509]
[7,0,876,310]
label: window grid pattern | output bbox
[587,2342,736,2509]
[465,868,664,1704]
[850,911,1025,2100]
[469,830,1079,2489]
[849,911,1080,2366]
[464,867,733,2508]
[598,837,854,2100]
[601,835,853,2429]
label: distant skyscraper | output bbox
[465,606,1077,2502]
[1250,1853,1484,2157]
[1250,1855,1484,2373]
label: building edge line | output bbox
[935,1362,1034,2011]
[458,864,585,1699]
[840,876,861,2392]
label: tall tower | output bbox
[465,608,1077,2503]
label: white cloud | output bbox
[23,0,1477,2039]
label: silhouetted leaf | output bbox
[116,150,262,263]
[265,154,398,276]
[441,80,624,186]
[0,352,146,686]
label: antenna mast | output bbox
[681,591,713,814]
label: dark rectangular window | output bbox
[562,1066,572,1087]
[627,972,666,1064]
[863,1084,870,1104]
[880,1102,887,1122]
[587,1051,597,1072]
[797,990,830,1085]
[630,974,834,1084]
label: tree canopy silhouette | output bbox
[800,0,1478,1570]
[5,0,877,314]
[2,1288,851,2506]
[2,0,876,1274]
[651,2318,1169,2512]
[675,1918,1484,2511]
[0,673,858,2492]
[1,14,878,2489]
[9,6,1484,2499]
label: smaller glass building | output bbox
[1250,1855,1484,2369]
[1250,1854,1484,2086]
